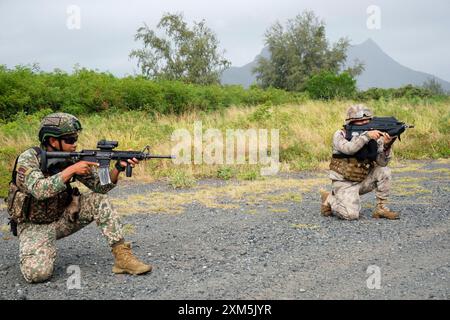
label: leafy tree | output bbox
[130,13,230,85]
[422,77,445,95]
[253,10,363,91]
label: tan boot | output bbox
[373,204,399,220]
[320,190,332,216]
[111,241,152,275]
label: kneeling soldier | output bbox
[9,113,152,283]
[320,105,399,220]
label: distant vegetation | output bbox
[304,71,356,100]
[0,65,304,122]
[356,85,438,101]
[1,97,449,198]
[1,65,446,123]
[129,13,230,85]
[253,10,364,92]
[422,77,446,96]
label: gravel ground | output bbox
[0,160,449,300]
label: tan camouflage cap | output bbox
[345,104,373,124]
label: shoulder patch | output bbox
[16,166,27,184]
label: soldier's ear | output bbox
[48,137,58,148]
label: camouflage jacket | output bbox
[15,147,116,223]
[330,129,393,181]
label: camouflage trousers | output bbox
[18,192,124,283]
[326,166,391,220]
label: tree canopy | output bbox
[253,11,363,91]
[130,13,230,85]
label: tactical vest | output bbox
[6,147,74,226]
[329,132,377,182]
[329,156,374,182]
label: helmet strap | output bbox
[58,138,63,151]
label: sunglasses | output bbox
[354,110,373,118]
[61,135,78,144]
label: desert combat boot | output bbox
[320,190,332,216]
[372,202,399,220]
[112,241,152,275]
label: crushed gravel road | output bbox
[0,160,449,300]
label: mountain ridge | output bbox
[221,39,450,91]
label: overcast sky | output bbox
[1,0,449,81]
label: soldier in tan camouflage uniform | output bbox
[9,113,152,283]
[320,105,399,220]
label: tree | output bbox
[422,77,445,95]
[253,11,363,91]
[129,13,230,85]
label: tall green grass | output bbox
[1,99,448,198]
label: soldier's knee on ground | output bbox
[21,261,54,283]
[334,206,359,220]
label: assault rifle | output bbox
[344,116,414,142]
[40,140,174,185]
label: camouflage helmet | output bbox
[345,104,373,124]
[38,112,82,143]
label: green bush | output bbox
[357,85,434,101]
[249,104,273,122]
[305,71,356,100]
[217,166,235,180]
[169,170,196,188]
[0,65,302,121]
[238,169,261,181]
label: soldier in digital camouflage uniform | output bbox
[10,113,152,283]
[320,104,399,220]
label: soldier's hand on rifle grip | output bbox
[382,132,392,144]
[72,161,99,175]
[367,130,383,140]
[60,161,99,183]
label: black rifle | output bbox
[343,116,414,161]
[40,140,174,185]
[344,116,414,142]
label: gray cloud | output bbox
[1,0,449,81]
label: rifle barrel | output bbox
[146,155,174,159]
